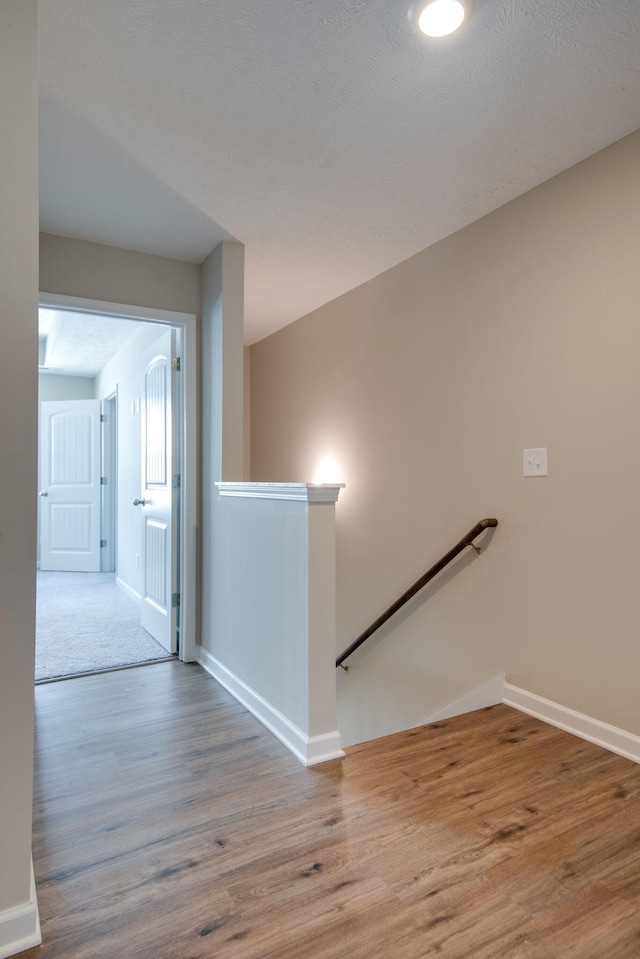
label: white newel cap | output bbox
[216,482,345,503]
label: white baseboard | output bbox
[115,577,141,604]
[0,860,41,959]
[504,682,640,765]
[196,645,344,767]
[426,674,505,723]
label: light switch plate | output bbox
[523,448,548,477]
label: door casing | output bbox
[39,293,198,663]
[101,392,117,574]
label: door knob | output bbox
[133,498,147,506]
[39,491,48,497]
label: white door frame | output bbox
[101,391,117,574]
[39,292,198,663]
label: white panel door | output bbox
[40,399,102,572]
[137,330,178,653]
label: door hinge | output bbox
[100,539,107,548]
[100,413,106,422]
[171,357,181,373]
[171,592,181,608]
[101,476,107,485]
[172,473,181,489]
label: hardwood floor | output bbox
[22,661,640,958]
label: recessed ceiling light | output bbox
[409,0,472,38]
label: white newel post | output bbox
[203,483,345,766]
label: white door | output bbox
[40,399,102,572]
[137,330,178,653]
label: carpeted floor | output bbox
[36,571,171,682]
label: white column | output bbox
[200,241,245,665]
[199,483,345,765]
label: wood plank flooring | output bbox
[21,661,640,958]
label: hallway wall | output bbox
[40,234,200,318]
[250,129,640,745]
[38,373,95,402]
[0,1,41,952]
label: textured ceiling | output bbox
[39,309,143,377]
[38,0,640,343]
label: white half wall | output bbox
[198,483,345,765]
[0,1,41,955]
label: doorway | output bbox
[36,295,197,680]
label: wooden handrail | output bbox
[336,518,498,670]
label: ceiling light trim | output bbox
[409,0,475,38]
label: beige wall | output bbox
[0,0,39,939]
[244,346,251,480]
[251,129,640,745]
[40,233,200,317]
